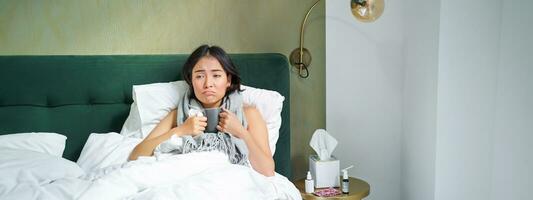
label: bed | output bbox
[0,54,298,199]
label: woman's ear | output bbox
[226,74,232,88]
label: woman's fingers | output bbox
[217,109,244,137]
[216,125,224,132]
[219,108,236,117]
[218,117,227,126]
[193,117,207,127]
[218,117,229,129]
[196,120,206,131]
[219,111,227,118]
[198,126,205,131]
[198,116,207,122]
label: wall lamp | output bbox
[289,0,385,78]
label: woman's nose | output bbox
[204,76,214,88]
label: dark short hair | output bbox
[182,45,242,99]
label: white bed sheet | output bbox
[1,150,300,200]
[0,148,89,199]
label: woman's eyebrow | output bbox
[193,69,223,73]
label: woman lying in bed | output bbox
[128,45,274,177]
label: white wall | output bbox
[434,1,533,199]
[401,0,440,200]
[433,1,533,199]
[434,0,502,199]
[326,1,404,200]
[491,1,533,199]
[328,0,533,200]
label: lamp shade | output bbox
[351,0,384,22]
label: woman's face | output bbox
[191,56,231,108]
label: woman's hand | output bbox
[178,116,207,136]
[217,108,247,138]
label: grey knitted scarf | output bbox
[155,88,249,166]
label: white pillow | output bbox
[0,148,84,184]
[241,85,283,154]
[0,132,66,157]
[120,81,284,154]
[123,81,188,138]
[120,99,142,138]
[77,132,142,173]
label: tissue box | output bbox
[309,155,340,188]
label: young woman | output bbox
[128,45,274,177]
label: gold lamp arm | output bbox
[290,0,384,78]
[290,0,322,78]
[300,0,322,52]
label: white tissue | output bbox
[188,108,204,117]
[309,129,338,161]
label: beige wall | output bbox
[0,0,324,179]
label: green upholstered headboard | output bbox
[0,54,291,178]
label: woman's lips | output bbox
[202,91,215,95]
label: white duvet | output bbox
[0,149,300,200]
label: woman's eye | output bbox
[195,74,204,79]
[213,74,222,78]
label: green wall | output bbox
[0,0,324,180]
